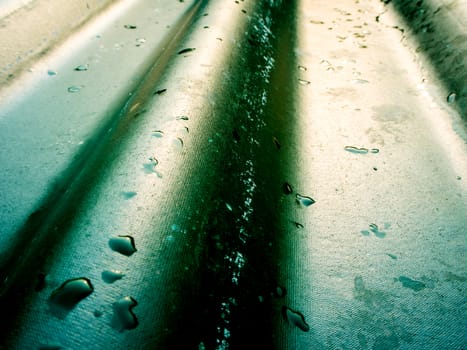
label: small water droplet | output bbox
[296,194,315,207]
[282,306,310,332]
[124,24,137,29]
[370,148,379,154]
[447,92,456,104]
[121,191,137,199]
[225,203,233,211]
[154,88,167,95]
[351,79,369,84]
[112,296,138,330]
[344,146,368,154]
[94,309,103,317]
[67,85,83,93]
[74,64,88,71]
[283,182,293,195]
[298,65,307,71]
[136,38,146,46]
[177,47,196,55]
[47,70,57,76]
[387,253,397,260]
[369,223,386,238]
[49,277,94,311]
[361,230,370,236]
[273,136,281,149]
[109,236,137,256]
[152,130,164,138]
[102,270,125,283]
[310,20,325,24]
[275,285,287,297]
[456,176,462,180]
[292,221,304,228]
[298,78,311,85]
[176,115,189,120]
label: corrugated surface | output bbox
[0,0,465,349]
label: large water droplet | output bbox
[102,270,125,283]
[112,296,138,330]
[49,277,94,312]
[109,236,137,256]
[296,194,315,207]
[282,306,310,332]
[67,85,83,93]
[74,64,89,71]
[344,146,368,154]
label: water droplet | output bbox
[447,92,456,104]
[124,24,137,29]
[282,306,310,332]
[49,277,94,311]
[292,221,304,228]
[387,253,397,260]
[296,194,315,207]
[176,115,189,120]
[102,270,125,283]
[121,191,137,199]
[310,19,325,24]
[109,236,137,256]
[225,203,233,211]
[112,296,138,330]
[344,146,368,154]
[398,276,426,291]
[135,38,146,46]
[173,137,184,149]
[67,85,83,93]
[283,182,293,195]
[74,64,88,71]
[273,136,281,149]
[370,148,379,154]
[298,65,307,71]
[177,47,196,55]
[298,78,311,85]
[456,176,462,180]
[47,70,57,76]
[152,130,164,138]
[275,285,287,297]
[351,79,369,84]
[154,88,167,95]
[94,309,103,317]
[369,223,386,238]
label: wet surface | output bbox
[0,0,465,349]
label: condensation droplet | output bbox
[109,236,137,256]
